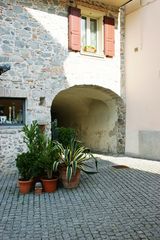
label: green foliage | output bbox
[52,126,76,148]
[16,121,59,179]
[39,139,60,179]
[19,121,60,179]
[22,121,45,154]
[15,152,34,180]
[16,121,98,183]
[20,121,46,178]
[53,138,98,182]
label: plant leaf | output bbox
[53,161,59,172]
[66,166,72,182]
[73,160,77,175]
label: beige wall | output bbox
[52,86,123,153]
[125,0,160,160]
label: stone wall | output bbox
[120,7,126,100]
[0,0,125,171]
[0,0,68,112]
[116,97,125,153]
[0,127,26,171]
[0,0,69,171]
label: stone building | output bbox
[0,0,134,170]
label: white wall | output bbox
[125,0,160,159]
[64,11,121,96]
[64,50,120,95]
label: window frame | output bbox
[82,16,98,48]
[0,97,26,126]
[79,6,104,56]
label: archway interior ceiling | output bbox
[53,86,118,111]
[52,86,121,153]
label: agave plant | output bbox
[53,138,98,182]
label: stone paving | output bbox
[0,156,160,240]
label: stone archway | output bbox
[51,85,125,154]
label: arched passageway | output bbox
[51,85,125,154]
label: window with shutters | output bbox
[68,6,115,57]
[81,16,103,55]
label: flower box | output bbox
[83,46,96,53]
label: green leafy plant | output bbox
[39,139,60,179]
[51,123,76,148]
[53,138,98,182]
[16,152,34,180]
[22,121,60,179]
[22,121,45,154]
[20,121,46,178]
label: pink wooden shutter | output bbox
[68,7,81,52]
[104,17,115,57]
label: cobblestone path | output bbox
[0,157,160,240]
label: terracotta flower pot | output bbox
[41,177,58,192]
[59,167,80,189]
[18,179,33,194]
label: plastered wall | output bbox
[125,0,160,160]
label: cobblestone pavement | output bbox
[0,156,160,240]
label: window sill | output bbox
[0,124,24,129]
[80,51,105,59]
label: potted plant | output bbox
[18,121,60,193]
[22,121,48,179]
[15,121,47,193]
[83,45,97,53]
[16,152,34,194]
[53,138,98,188]
[40,139,60,192]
